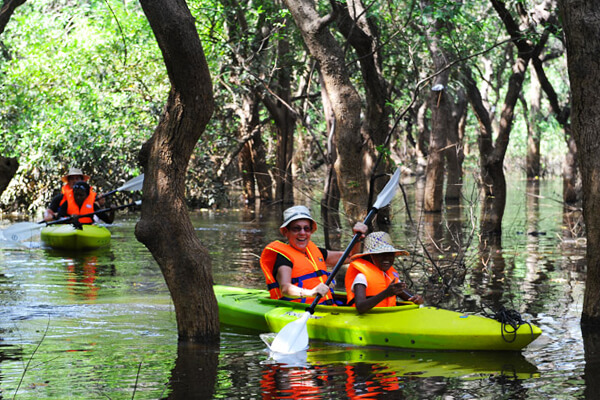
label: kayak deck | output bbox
[215,285,542,351]
[41,224,111,251]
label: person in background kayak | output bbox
[260,205,368,305]
[345,231,423,313]
[56,181,115,225]
[43,167,103,221]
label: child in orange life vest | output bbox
[260,205,368,305]
[345,231,424,314]
[56,181,115,225]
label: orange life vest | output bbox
[260,240,335,305]
[345,258,399,307]
[65,192,97,224]
[59,184,96,206]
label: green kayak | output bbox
[41,224,111,251]
[215,285,542,351]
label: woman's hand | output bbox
[311,283,330,297]
[352,222,368,238]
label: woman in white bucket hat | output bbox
[345,231,423,313]
[260,205,368,305]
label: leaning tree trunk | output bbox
[136,0,218,343]
[282,0,366,221]
[558,0,600,326]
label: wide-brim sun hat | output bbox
[280,205,317,234]
[351,231,409,260]
[61,167,90,183]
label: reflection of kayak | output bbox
[41,224,111,250]
[304,344,540,379]
[215,285,542,351]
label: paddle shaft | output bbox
[307,207,379,314]
[48,201,139,226]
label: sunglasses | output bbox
[289,225,312,233]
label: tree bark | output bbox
[261,17,296,207]
[0,0,26,35]
[0,155,18,198]
[334,0,393,228]
[282,0,366,222]
[526,68,542,179]
[135,0,218,343]
[320,76,341,249]
[558,0,600,326]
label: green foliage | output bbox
[0,0,166,211]
[0,0,572,213]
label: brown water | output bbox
[0,176,596,399]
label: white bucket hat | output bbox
[351,231,409,260]
[280,205,317,234]
[61,167,90,183]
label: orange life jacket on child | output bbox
[345,258,399,307]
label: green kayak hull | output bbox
[215,285,542,351]
[41,225,111,250]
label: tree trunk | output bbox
[526,68,542,179]
[282,0,366,222]
[238,143,256,205]
[0,156,18,198]
[0,0,26,35]
[220,0,272,206]
[462,0,539,239]
[262,34,295,206]
[558,0,600,326]
[334,0,393,228]
[135,0,219,343]
[563,129,579,204]
[320,78,341,249]
[444,88,466,203]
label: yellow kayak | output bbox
[215,285,542,351]
[41,224,111,251]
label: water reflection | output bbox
[259,344,539,399]
[167,342,219,399]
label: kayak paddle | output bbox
[0,200,141,242]
[269,167,402,354]
[98,174,144,199]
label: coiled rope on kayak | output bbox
[482,305,534,343]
